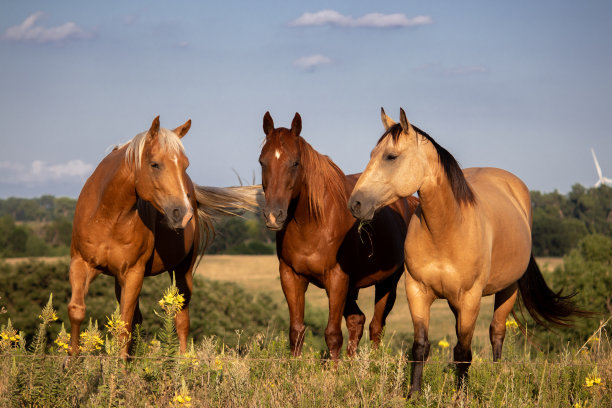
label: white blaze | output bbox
[275,149,282,159]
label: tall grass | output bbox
[1,289,610,407]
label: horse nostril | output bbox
[173,208,180,220]
[351,200,361,214]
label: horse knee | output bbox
[347,313,366,332]
[68,302,85,325]
[325,326,343,357]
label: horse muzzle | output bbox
[348,193,376,221]
[164,204,193,230]
[263,207,287,231]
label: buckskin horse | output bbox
[68,116,257,357]
[348,108,586,395]
[258,112,418,359]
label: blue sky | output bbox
[1,0,611,198]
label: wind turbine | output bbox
[591,148,612,187]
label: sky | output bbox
[0,0,611,198]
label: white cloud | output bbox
[290,10,432,28]
[0,159,93,183]
[294,54,332,71]
[2,12,90,44]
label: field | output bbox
[197,255,563,351]
[2,255,611,407]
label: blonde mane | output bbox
[122,128,185,169]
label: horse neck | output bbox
[97,151,139,216]
[417,161,465,238]
[293,146,348,225]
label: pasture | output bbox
[197,255,562,350]
[1,255,611,407]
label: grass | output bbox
[0,287,609,408]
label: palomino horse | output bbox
[259,112,418,359]
[348,108,585,394]
[68,116,257,357]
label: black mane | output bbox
[379,123,475,205]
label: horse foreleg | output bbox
[343,289,365,357]
[117,270,144,358]
[68,257,100,355]
[114,279,143,329]
[279,260,308,356]
[174,267,194,354]
[325,265,349,360]
[405,275,435,398]
[489,283,518,361]
[449,290,482,390]
[369,268,402,347]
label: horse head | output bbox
[132,116,194,230]
[259,111,304,230]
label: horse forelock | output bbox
[123,128,185,169]
[377,123,475,205]
[298,137,347,222]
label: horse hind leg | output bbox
[369,268,402,348]
[344,288,366,357]
[67,257,100,355]
[489,283,518,362]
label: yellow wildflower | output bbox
[505,319,519,329]
[172,393,192,406]
[214,357,223,370]
[585,376,602,387]
[438,339,450,348]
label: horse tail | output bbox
[515,254,589,328]
[193,184,264,254]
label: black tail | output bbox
[516,254,589,328]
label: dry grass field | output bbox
[196,255,563,349]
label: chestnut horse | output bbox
[349,108,586,394]
[259,112,418,359]
[68,116,257,357]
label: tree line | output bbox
[1,184,611,258]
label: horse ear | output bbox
[173,119,191,139]
[291,113,302,137]
[399,108,412,133]
[263,112,274,135]
[148,116,161,139]
[381,107,395,130]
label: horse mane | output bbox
[379,123,476,205]
[298,137,348,222]
[122,128,185,169]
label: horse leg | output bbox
[448,291,482,389]
[344,288,365,357]
[325,265,350,360]
[489,283,518,361]
[68,256,100,355]
[114,279,143,329]
[405,275,435,397]
[173,261,194,354]
[369,268,402,348]
[116,269,145,358]
[279,260,309,356]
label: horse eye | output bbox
[151,162,160,169]
[291,161,299,168]
[385,153,398,161]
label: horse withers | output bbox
[348,108,588,395]
[259,112,418,360]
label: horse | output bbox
[258,112,418,359]
[348,108,587,395]
[68,116,258,357]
